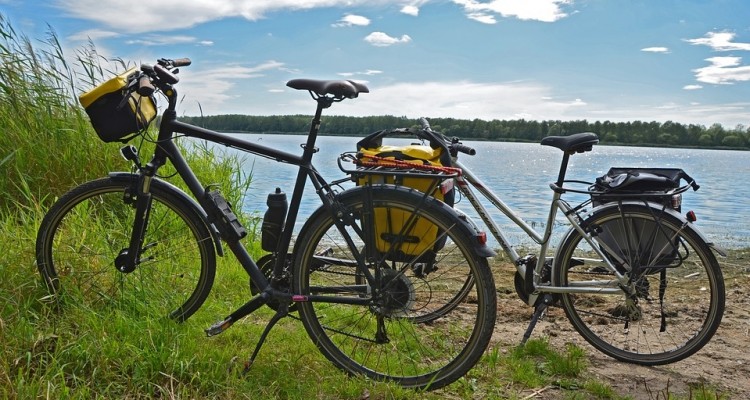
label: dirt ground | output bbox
[488,252,750,399]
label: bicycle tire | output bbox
[292,185,496,390]
[553,203,724,365]
[36,176,216,322]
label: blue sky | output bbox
[3,0,750,128]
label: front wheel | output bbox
[35,176,216,322]
[553,204,724,365]
[292,186,496,390]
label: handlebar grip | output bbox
[419,117,432,131]
[453,143,476,156]
[137,75,155,96]
[172,58,192,67]
[154,64,179,85]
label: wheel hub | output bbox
[371,268,415,318]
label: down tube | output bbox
[159,139,271,289]
[453,160,547,259]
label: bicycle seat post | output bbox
[555,152,571,188]
[300,96,331,162]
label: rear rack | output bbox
[338,152,462,180]
[552,179,694,197]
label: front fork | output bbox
[114,145,163,273]
[114,171,155,273]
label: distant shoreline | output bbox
[219,130,750,152]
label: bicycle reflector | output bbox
[686,210,697,222]
[477,231,488,245]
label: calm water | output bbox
[217,133,749,250]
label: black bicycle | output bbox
[35,58,497,390]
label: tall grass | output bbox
[0,16,115,212]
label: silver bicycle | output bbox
[344,117,726,366]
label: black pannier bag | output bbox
[79,67,157,143]
[590,168,694,273]
[591,167,690,211]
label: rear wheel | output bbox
[293,186,496,390]
[554,204,724,364]
[35,177,216,322]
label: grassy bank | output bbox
[0,15,736,399]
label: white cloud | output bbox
[56,0,573,33]
[641,47,669,53]
[68,29,120,41]
[124,35,207,46]
[339,69,383,77]
[683,84,703,90]
[364,32,412,47]
[332,14,371,27]
[318,81,590,121]
[401,5,419,16]
[328,81,747,127]
[467,13,497,24]
[452,0,572,23]
[587,101,750,127]
[693,56,750,85]
[180,78,748,128]
[176,61,286,114]
[56,0,383,33]
[686,31,750,52]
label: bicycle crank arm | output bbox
[205,291,272,336]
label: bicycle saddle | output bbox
[286,79,369,99]
[540,132,599,153]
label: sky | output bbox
[3,0,750,128]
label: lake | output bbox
[216,133,749,250]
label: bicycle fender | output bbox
[585,201,725,257]
[107,172,225,257]
[316,184,495,258]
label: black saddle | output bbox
[286,79,369,99]
[541,132,599,153]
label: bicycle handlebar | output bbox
[170,58,192,67]
[137,75,155,96]
[419,117,432,132]
[153,64,179,85]
[452,142,477,156]
[419,117,476,156]
[133,57,192,96]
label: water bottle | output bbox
[261,188,287,252]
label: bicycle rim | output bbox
[554,205,724,364]
[293,187,496,389]
[35,177,216,321]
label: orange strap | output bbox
[356,154,462,176]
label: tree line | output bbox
[179,114,750,149]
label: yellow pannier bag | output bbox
[79,67,157,143]
[357,144,454,259]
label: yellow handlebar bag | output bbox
[79,67,156,143]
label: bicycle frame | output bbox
[451,154,631,301]
[124,90,386,331]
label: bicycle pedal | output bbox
[206,318,233,337]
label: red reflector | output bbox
[477,232,487,245]
[686,210,697,222]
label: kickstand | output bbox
[243,302,289,373]
[521,294,554,345]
